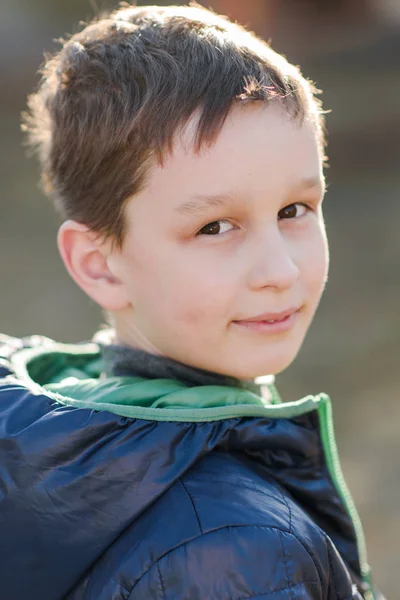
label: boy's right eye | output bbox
[197,220,235,236]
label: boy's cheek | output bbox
[173,305,215,328]
[301,231,329,284]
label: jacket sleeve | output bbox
[129,524,364,600]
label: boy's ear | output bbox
[57,220,130,311]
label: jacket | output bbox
[0,333,385,599]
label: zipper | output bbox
[317,393,376,600]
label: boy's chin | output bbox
[217,352,299,381]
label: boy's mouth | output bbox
[232,307,301,333]
[235,307,301,323]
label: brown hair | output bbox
[22,3,325,248]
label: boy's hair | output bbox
[23,3,325,248]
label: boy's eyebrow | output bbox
[174,193,237,217]
[174,177,325,217]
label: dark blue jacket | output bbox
[0,334,384,599]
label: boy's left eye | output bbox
[278,203,309,220]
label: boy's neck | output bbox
[96,330,261,394]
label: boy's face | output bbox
[106,104,328,379]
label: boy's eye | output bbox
[278,203,308,220]
[197,220,234,236]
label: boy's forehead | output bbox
[143,104,324,204]
[172,104,319,167]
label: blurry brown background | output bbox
[1,0,399,596]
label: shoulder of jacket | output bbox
[129,524,326,599]
[128,460,361,599]
[178,451,328,545]
[130,525,362,599]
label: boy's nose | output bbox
[245,228,300,292]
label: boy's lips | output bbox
[234,307,301,323]
[232,307,302,334]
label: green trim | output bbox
[317,393,375,600]
[44,385,320,422]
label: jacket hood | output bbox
[0,336,373,599]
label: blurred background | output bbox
[1,0,399,595]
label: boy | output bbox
[0,4,385,599]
